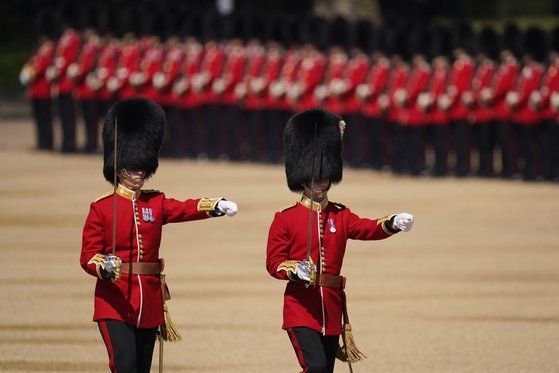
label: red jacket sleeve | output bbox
[266,212,291,281]
[81,203,106,277]
[162,195,213,224]
[347,209,397,240]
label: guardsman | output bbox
[47,27,81,152]
[424,55,449,176]
[235,39,267,161]
[20,36,55,150]
[212,39,247,160]
[266,108,413,373]
[107,33,141,100]
[399,52,431,175]
[93,35,120,117]
[287,44,326,112]
[358,52,390,169]
[70,29,102,153]
[317,46,348,114]
[81,98,239,373]
[192,40,226,159]
[507,29,545,180]
[482,50,519,178]
[173,37,204,158]
[537,51,559,181]
[439,48,474,177]
[340,48,369,166]
[381,55,410,173]
[135,36,166,104]
[155,36,186,157]
[468,52,496,176]
[267,45,300,162]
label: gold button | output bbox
[138,234,142,239]
[139,255,143,260]
[140,250,144,254]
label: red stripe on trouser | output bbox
[287,328,308,373]
[98,320,117,373]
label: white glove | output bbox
[392,213,414,232]
[216,200,238,217]
[296,259,316,282]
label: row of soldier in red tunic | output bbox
[21,28,559,181]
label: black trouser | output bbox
[384,121,402,172]
[541,119,558,180]
[364,116,383,169]
[402,125,423,175]
[345,113,363,167]
[180,107,198,158]
[31,98,53,150]
[244,109,262,161]
[472,122,495,176]
[451,120,470,176]
[81,99,100,153]
[266,109,289,163]
[98,319,158,373]
[57,93,77,152]
[516,125,538,180]
[161,105,182,157]
[496,120,513,177]
[428,124,447,176]
[287,327,339,373]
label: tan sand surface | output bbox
[0,119,558,372]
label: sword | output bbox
[306,121,318,287]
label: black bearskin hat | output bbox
[284,109,344,193]
[103,98,165,184]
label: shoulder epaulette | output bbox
[142,189,161,194]
[278,202,297,213]
[94,191,113,203]
[330,201,346,210]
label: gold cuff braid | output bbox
[378,214,397,235]
[197,198,222,212]
[277,260,299,281]
[88,253,106,279]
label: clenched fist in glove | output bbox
[216,200,238,217]
[295,259,317,283]
[392,213,414,232]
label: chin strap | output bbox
[120,168,145,186]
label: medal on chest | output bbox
[142,207,155,223]
[328,218,336,233]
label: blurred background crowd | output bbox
[14,0,559,182]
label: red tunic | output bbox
[386,64,409,124]
[446,57,474,122]
[73,40,101,101]
[266,197,395,336]
[96,41,120,102]
[427,65,449,125]
[81,184,220,328]
[321,52,348,113]
[156,46,186,106]
[259,51,283,110]
[292,51,326,111]
[361,58,390,118]
[469,61,495,124]
[489,60,518,121]
[268,49,300,111]
[539,64,559,120]
[138,45,166,103]
[240,45,266,110]
[400,63,431,126]
[341,53,369,114]
[53,30,81,95]
[197,44,226,105]
[175,43,204,109]
[511,64,544,125]
[115,42,141,99]
[218,46,247,105]
[25,40,55,100]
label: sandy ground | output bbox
[0,118,558,372]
